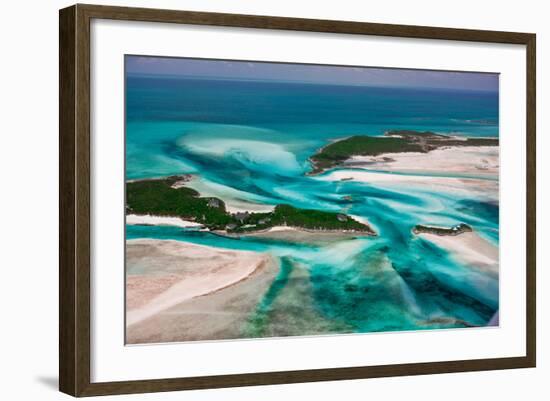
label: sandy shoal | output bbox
[126,214,203,228]
[126,239,278,343]
[126,239,267,326]
[418,231,499,276]
[345,146,499,178]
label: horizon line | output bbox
[126,72,499,93]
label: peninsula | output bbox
[307,130,498,175]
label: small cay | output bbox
[412,223,473,236]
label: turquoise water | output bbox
[126,74,499,335]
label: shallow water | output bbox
[126,75,499,336]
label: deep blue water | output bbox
[126,74,499,337]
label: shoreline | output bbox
[127,178,374,233]
[216,225,376,236]
[215,225,376,244]
[127,214,377,238]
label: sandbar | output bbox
[317,169,498,203]
[417,231,498,276]
[126,239,278,343]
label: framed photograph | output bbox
[59,4,536,397]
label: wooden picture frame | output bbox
[59,3,536,397]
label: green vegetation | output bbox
[308,130,498,174]
[126,178,375,235]
[233,205,374,234]
[309,136,422,174]
[412,223,473,236]
[126,178,233,229]
[271,205,372,232]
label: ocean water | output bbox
[126,74,499,337]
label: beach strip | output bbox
[126,214,203,228]
[344,145,499,179]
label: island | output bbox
[412,223,498,278]
[126,176,376,236]
[412,223,473,236]
[307,130,499,175]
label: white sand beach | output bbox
[126,239,278,343]
[417,231,499,276]
[223,202,275,214]
[344,146,499,178]
[317,168,498,202]
[126,214,203,228]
